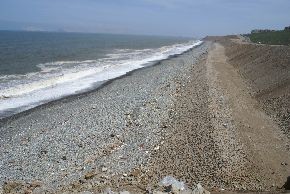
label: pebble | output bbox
[120,191,130,194]
[0,43,216,193]
[84,171,95,180]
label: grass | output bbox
[247,30,290,46]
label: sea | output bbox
[0,31,202,119]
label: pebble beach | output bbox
[1,36,290,194]
[0,43,210,193]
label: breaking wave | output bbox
[0,40,203,118]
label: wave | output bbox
[0,40,203,118]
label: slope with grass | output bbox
[247,30,290,46]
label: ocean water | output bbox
[0,31,202,118]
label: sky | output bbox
[0,0,289,37]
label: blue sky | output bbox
[0,0,289,37]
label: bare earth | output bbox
[138,38,290,193]
[205,40,290,190]
[1,36,290,193]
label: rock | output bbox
[119,191,130,194]
[30,180,42,188]
[160,176,186,189]
[102,167,108,172]
[84,171,95,180]
[192,184,210,194]
[160,176,189,194]
[172,185,192,194]
[130,169,141,177]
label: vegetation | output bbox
[247,30,290,46]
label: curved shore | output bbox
[0,43,209,193]
[1,36,290,194]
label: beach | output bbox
[1,36,290,194]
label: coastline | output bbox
[0,42,209,192]
[0,42,202,123]
[1,36,290,194]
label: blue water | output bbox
[0,31,201,118]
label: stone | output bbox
[30,180,42,188]
[172,184,192,194]
[192,184,210,194]
[84,171,95,180]
[130,169,141,177]
[160,176,190,194]
[120,191,130,194]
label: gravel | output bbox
[1,37,289,193]
[0,43,209,193]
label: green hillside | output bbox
[247,30,290,46]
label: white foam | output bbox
[0,40,203,118]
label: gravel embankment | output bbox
[221,39,290,138]
[0,43,209,193]
[1,36,289,194]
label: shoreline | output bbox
[0,42,210,193]
[1,36,290,194]
[0,42,203,124]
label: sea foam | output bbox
[0,40,202,118]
